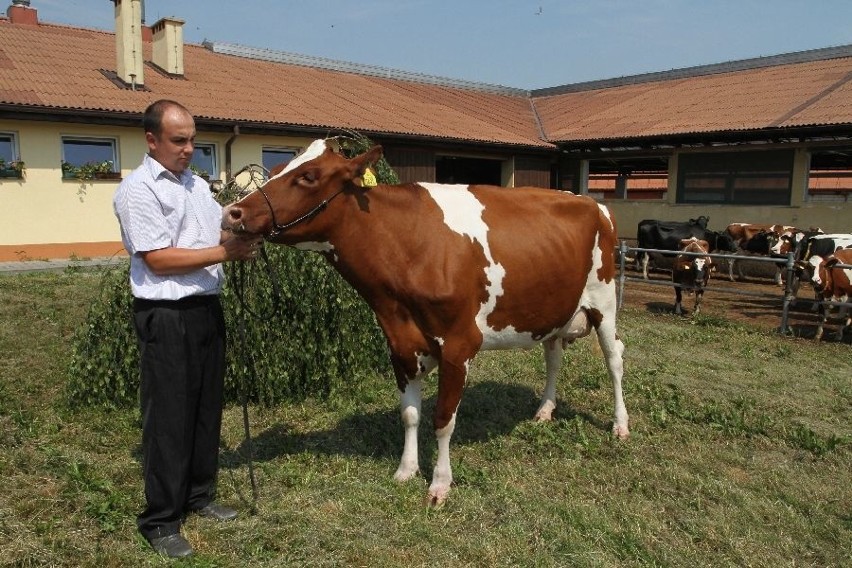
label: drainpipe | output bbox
[225,124,240,180]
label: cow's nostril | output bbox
[228,207,242,221]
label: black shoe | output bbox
[149,533,193,558]
[195,502,238,521]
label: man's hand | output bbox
[222,233,264,262]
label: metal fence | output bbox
[615,241,852,335]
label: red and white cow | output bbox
[672,237,712,316]
[806,248,852,341]
[724,223,798,285]
[222,139,629,506]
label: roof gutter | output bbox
[225,124,240,180]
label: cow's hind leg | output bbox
[595,315,629,439]
[534,338,563,421]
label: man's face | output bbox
[146,106,195,175]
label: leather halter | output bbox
[257,184,345,239]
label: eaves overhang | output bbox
[0,103,557,153]
[550,124,852,152]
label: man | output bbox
[113,99,262,558]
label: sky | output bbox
[29,0,852,90]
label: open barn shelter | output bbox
[0,0,850,260]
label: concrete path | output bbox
[0,257,126,274]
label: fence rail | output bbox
[616,241,852,335]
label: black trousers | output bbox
[132,295,226,540]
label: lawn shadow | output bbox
[218,380,610,471]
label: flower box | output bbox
[0,169,24,179]
[93,171,121,180]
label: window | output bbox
[436,155,502,185]
[192,143,217,179]
[0,132,18,163]
[808,146,852,203]
[677,150,793,205]
[61,137,119,180]
[262,147,297,174]
[582,157,668,200]
[0,132,23,178]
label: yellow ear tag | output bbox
[362,168,378,187]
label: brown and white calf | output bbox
[672,237,713,316]
[221,139,629,506]
[807,248,852,341]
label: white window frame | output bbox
[262,146,300,176]
[192,142,218,179]
[60,136,120,179]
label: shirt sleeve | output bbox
[114,176,172,254]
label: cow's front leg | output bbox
[815,301,828,340]
[693,290,703,315]
[394,378,423,482]
[427,350,472,507]
[535,337,564,421]
[674,287,684,315]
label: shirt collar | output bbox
[144,153,193,185]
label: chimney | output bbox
[7,0,38,25]
[113,0,144,88]
[151,16,185,76]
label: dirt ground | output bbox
[619,256,851,345]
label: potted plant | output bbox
[62,160,120,180]
[190,163,211,181]
[0,158,25,179]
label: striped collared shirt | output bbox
[113,154,224,300]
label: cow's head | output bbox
[804,255,833,292]
[222,139,383,242]
[679,238,713,283]
[711,230,737,252]
[689,215,710,229]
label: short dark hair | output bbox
[143,99,191,136]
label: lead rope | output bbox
[220,164,280,511]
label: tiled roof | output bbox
[1,17,851,149]
[533,54,852,143]
[0,20,548,148]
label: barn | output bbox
[0,0,850,260]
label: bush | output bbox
[67,134,396,408]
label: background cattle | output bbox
[793,233,852,305]
[724,223,805,285]
[672,238,713,316]
[222,139,629,506]
[636,216,735,279]
[807,249,852,340]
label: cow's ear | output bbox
[349,145,384,187]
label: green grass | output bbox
[0,270,850,567]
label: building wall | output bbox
[0,119,326,260]
[606,148,849,240]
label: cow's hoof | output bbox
[424,486,449,508]
[534,401,556,422]
[612,424,630,440]
[393,467,419,483]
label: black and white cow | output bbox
[793,233,852,302]
[636,216,735,279]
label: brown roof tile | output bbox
[534,56,852,142]
[0,20,547,147]
[1,19,851,148]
